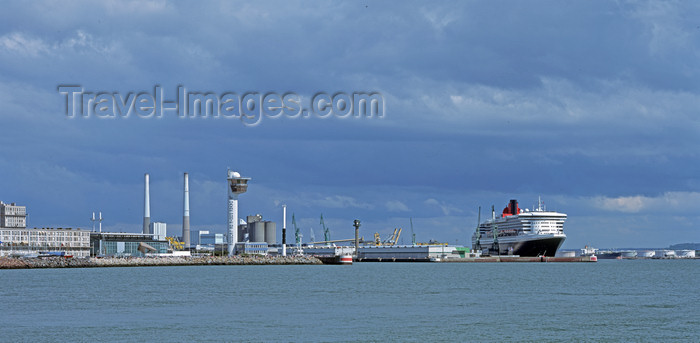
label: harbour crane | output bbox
[474,206,481,251]
[310,228,316,242]
[165,236,184,251]
[311,237,369,245]
[374,228,403,246]
[293,214,301,245]
[410,218,416,246]
[383,228,402,246]
[320,214,330,242]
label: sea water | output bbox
[0,259,698,342]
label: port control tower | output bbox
[227,169,250,256]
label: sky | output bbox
[1,1,699,249]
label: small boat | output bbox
[339,254,353,264]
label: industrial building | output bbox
[234,242,268,255]
[0,202,91,257]
[90,232,170,257]
[238,214,276,245]
[0,227,91,257]
[150,222,167,241]
[190,230,226,251]
[300,245,467,261]
[358,245,463,261]
[0,201,27,228]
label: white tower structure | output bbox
[143,173,151,235]
[282,204,287,257]
[99,211,103,233]
[227,169,250,256]
[183,172,191,249]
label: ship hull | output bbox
[475,236,565,257]
[596,252,622,259]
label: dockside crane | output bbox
[166,236,184,251]
[474,206,481,251]
[410,218,416,246]
[383,228,402,246]
[293,213,300,245]
[320,214,330,242]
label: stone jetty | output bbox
[0,255,322,269]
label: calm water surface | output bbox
[0,259,698,342]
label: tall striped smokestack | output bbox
[143,173,151,234]
[282,204,287,257]
[183,172,190,249]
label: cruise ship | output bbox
[472,199,566,257]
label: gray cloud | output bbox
[0,1,698,248]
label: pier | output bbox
[0,255,322,269]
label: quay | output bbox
[350,256,597,263]
[435,256,598,263]
[0,255,322,269]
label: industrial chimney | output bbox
[183,172,190,249]
[143,173,151,234]
[282,204,287,257]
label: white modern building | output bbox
[192,230,226,251]
[0,201,27,228]
[149,222,167,241]
[0,227,91,257]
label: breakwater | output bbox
[0,255,322,269]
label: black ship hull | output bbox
[477,236,565,257]
[596,252,622,259]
